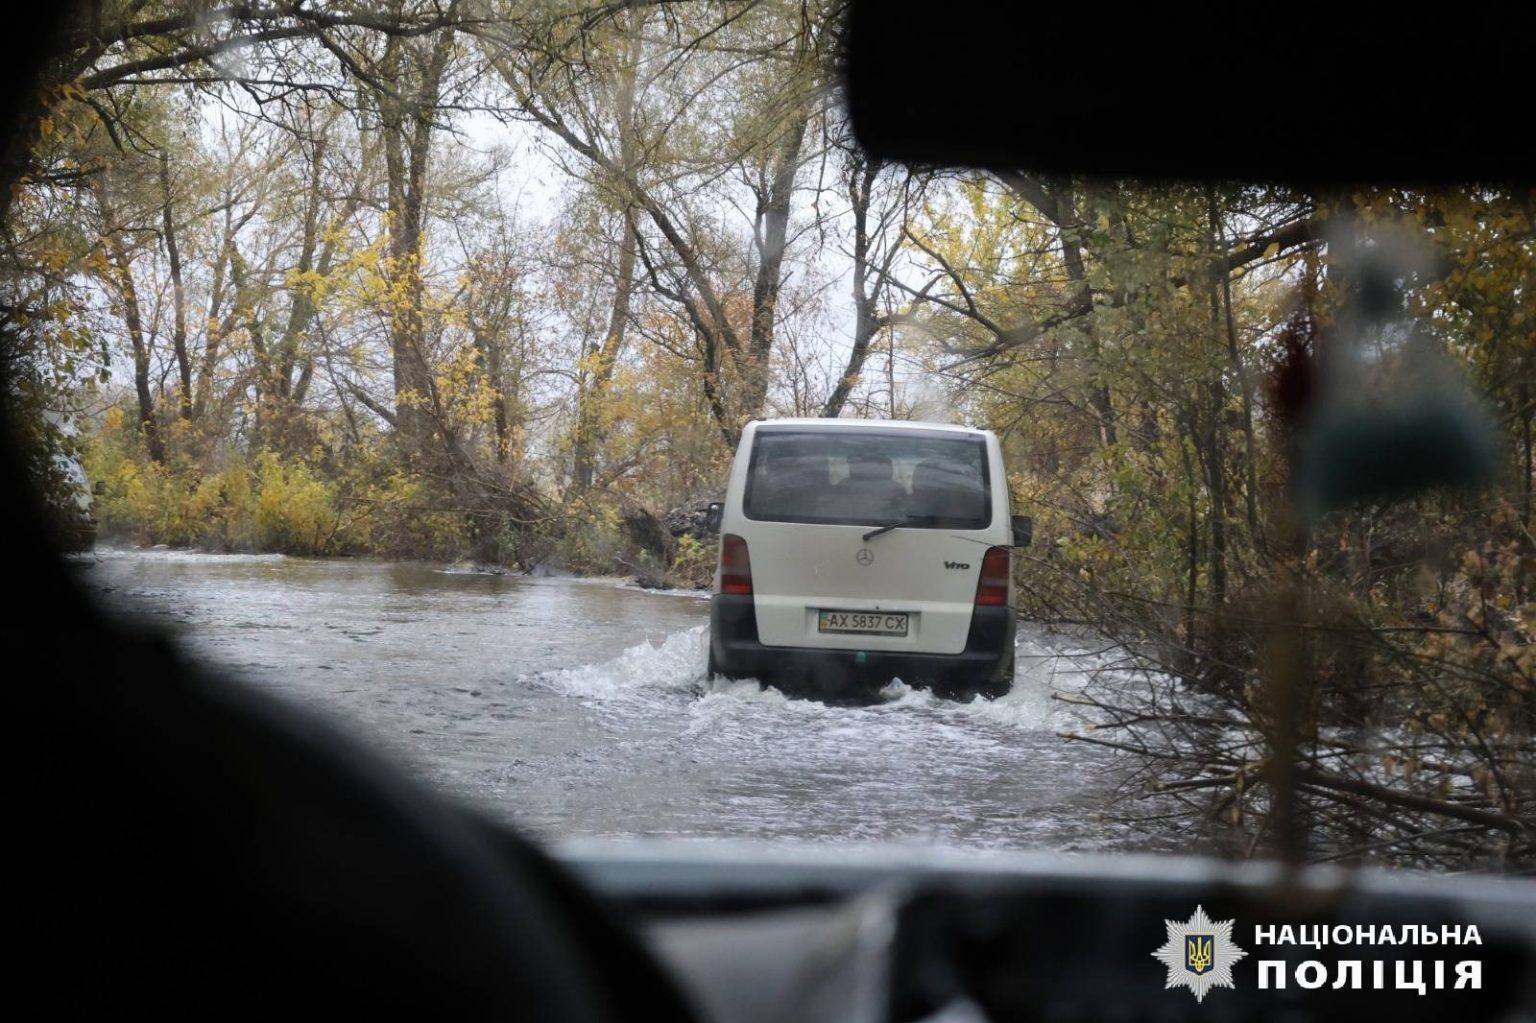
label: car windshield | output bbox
[745,430,990,528]
[6,0,1529,881]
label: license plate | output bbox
[817,610,909,636]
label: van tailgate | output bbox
[745,522,988,655]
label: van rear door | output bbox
[736,427,999,656]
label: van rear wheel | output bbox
[977,651,1015,700]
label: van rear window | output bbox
[743,430,992,528]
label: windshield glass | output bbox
[6,0,1529,878]
[745,430,990,528]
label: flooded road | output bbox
[75,548,1155,854]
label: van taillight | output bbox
[975,546,1011,606]
[720,534,753,595]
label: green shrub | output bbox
[669,534,715,588]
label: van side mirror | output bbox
[1010,515,1032,547]
[92,481,106,496]
[704,502,723,533]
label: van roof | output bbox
[751,418,987,436]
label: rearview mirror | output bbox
[704,502,723,533]
[1011,515,1032,548]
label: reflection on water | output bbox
[74,547,1155,854]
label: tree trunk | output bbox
[263,132,345,453]
[573,208,637,491]
[377,22,456,460]
[194,206,233,422]
[1056,185,1116,447]
[572,24,641,491]
[478,326,510,465]
[822,154,881,419]
[1208,186,1259,534]
[104,231,164,463]
[1205,285,1229,609]
[741,111,809,419]
[1177,427,1200,672]
[158,152,192,421]
[1520,380,1532,605]
[739,11,816,422]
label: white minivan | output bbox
[706,418,1031,700]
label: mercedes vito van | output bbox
[707,418,1031,700]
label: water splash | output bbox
[537,620,1111,738]
[540,624,712,702]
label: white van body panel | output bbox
[716,418,1012,656]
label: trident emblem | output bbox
[1185,935,1214,975]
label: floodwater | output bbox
[74,548,1159,854]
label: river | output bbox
[73,547,1159,854]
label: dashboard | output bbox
[557,839,1536,1023]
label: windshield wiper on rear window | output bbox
[861,519,907,541]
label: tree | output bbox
[485,0,836,446]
